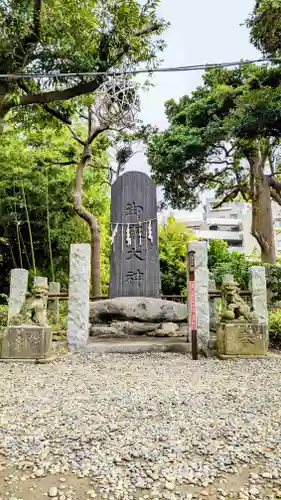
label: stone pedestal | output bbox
[8,269,28,323]
[0,325,52,360]
[216,321,267,359]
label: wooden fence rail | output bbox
[47,291,252,301]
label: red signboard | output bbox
[189,280,197,330]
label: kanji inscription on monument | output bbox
[109,171,161,298]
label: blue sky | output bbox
[125,0,260,215]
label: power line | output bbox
[0,58,281,80]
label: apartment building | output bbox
[161,198,281,257]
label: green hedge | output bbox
[0,304,8,327]
[208,240,281,301]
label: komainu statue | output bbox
[221,276,253,322]
[10,285,48,327]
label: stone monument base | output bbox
[0,325,52,360]
[216,321,267,359]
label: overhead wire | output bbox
[0,58,281,80]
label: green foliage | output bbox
[208,239,281,302]
[0,122,110,292]
[266,264,281,302]
[0,0,167,117]
[147,63,281,264]
[269,308,281,345]
[147,64,281,210]
[208,240,256,289]
[246,0,281,56]
[158,217,195,295]
[0,305,8,327]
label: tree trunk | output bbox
[73,146,101,297]
[251,157,276,264]
[0,89,8,133]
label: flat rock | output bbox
[89,325,128,338]
[121,321,160,335]
[156,322,180,337]
[90,297,187,323]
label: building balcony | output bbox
[196,230,243,241]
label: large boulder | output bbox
[90,297,187,324]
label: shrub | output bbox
[0,304,8,327]
[269,308,281,345]
[208,240,281,303]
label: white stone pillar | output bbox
[187,241,210,352]
[209,278,218,349]
[8,268,28,323]
[49,282,60,325]
[67,244,91,348]
[249,266,268,326]
[34,276,48,288]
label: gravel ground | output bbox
[0,353,281,500]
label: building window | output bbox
[275,220,281,228]
[209,225,218,231]
[277,241,281,251]
[228,240,243,248]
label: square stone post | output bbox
[34,276,48,288]
[8,269,28,323]
[249,267,268,324]
[67,244,91,348]
[49,282,60,325]
[249,266,268,344]
[209,278,219,349]
[187,241,210,353]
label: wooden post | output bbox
[188,249,198,360]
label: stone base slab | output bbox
[0,325,52,359]
[72,338,191,355]
[217,353,270,360]
[0,355,57,364]
[217,321,267,357]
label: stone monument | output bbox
[109,171,161,298]
[0,283,52,360]
[216,275,267,358]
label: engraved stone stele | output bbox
[109,171,161,298]
[8,268,28,323]
[1,282,52,360]
[216,274,267,358]
[67,244,91,347]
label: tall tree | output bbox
[246,0,281,56]
[0,123,110,293]
[147,65,281,264]
[0,0,166,125]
